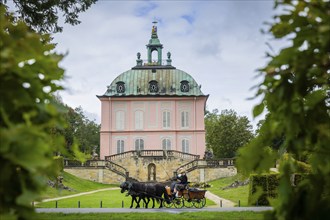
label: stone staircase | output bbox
[176,158,235,174]
[63,151,236,183]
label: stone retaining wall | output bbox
[64,156,237,184]
[64,167,125,184]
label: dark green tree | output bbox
[52,97,100,156]
[0,0,95,217]
[237,0,330,219]
[205,109,254,158]
[255,115,285,153]
[1,0,97,33]
[0,6,68,219]
[65,106,100,155]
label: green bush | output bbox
[248,174,279,206]
[248,173,308,206]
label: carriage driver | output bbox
[170,168,188,198]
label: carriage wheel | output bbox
[173,197,184,209]
[193,198,206,209]
[163,199,173,208]
[183,199,194,208]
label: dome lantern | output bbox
[146,21,163,66]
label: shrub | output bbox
[248,174,279,206]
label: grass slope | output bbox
[208,174,249,207]
[41,171,116,199]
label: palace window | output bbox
[182,139,189,153]
[181,111,189,128]
[117,140,124,154]
[149,80,159,93]
[135,110,144,130]
[180,80,189,93]
[162,111,170,128]
[135,138,144,151]
[116,111,125,130]
[162,138,171,150]
[116,81,125,93]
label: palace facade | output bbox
[97,23,208,159]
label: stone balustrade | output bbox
[64,159,105,167]
[177,158,236,173]
[104,150,200,162]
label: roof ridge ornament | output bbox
[151,21,158,38]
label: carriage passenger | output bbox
[171,168,188,198]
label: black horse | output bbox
[120,181,170,208]
[120,181,149,208]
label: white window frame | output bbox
[181,111,189,128]
[116,140,124,154]
[162,111,170,128]
[162,138,171,150]
[135,110,144,130]
[116,111,125,130]
[135,138,144,151]
[182,139,189,153]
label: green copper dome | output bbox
[98,22,207,98]
[101,68,205,97]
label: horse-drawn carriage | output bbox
[120,180,207,209]
[164,185,207,209]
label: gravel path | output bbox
[205,191,235,207]
[36,207,273,213]
[36,187,272,213]
[39,187,120,203]
[39,187,234,208]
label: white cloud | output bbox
[49,0,282,129]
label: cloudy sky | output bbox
[48,0,285,128]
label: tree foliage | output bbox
[205,109,254,158]
[59,104,100,155]
[0,0,96,218]
[0,6,69,219]
[237,0,330,219]
[1,0,97,33]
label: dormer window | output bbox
[180,80,189,93]
[116,81,125,93]
[149,80,159,93]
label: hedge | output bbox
[248,174,279,206]
[248,173,308,206]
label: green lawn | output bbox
[3,211,270,220]
[37,190,131,208]
[208,174,249,207]
[41,171,117,199]
[37,190,216,208]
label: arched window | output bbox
[116,111,125,130]
[135,138,144,151]
[182,139,189,153]
[135,110,144,130]
[162,111,170,128]
[117,140,124,153]
[162,138,171,150]
[151,50,158,63]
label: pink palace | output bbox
[97,23,209,159]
